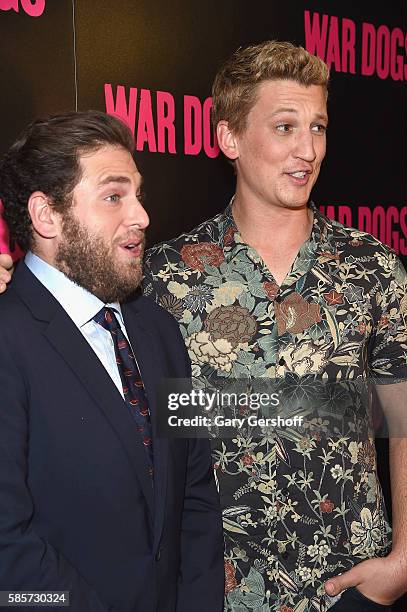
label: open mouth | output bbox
[120,241,142,256]
[285,170,312,184]
[287,170,311,179]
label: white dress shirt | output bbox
[25,251,128,398]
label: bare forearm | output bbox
[389,437,407,565]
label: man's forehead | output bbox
[258,79,326,99]
[252,79,328,117]
[78,145,140,182]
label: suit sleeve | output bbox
[174,333,224,612]
[0,335,112,612]
[176,437,224,612]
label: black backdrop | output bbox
[1,0,406,264]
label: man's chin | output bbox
[92,278,142,304]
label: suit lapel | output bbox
[12,264,155,516]
[122,302,169,548]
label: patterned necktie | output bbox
[93,307,154,477]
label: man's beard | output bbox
[55,211,145,303]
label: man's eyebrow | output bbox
[97,175,144,188]
[270,108,328,123]
[97,175,132,186]
[270,107,298,116]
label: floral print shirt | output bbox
[143,203,407,612]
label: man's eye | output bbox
[105,194,120,203]
[311,124,327,133]
[276,124,292,133]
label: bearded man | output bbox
[0,111,223,612]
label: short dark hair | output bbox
[0,110,134,251]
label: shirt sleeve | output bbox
[368,250,407,381]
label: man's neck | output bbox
[232,196,313,250]
[232,195,313,286]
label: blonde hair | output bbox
[212,40,330,134]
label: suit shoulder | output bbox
[125,293,180,329]
[0,286,27,323]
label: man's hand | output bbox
[0,253,13,293]
[324,555,407,605]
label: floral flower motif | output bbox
[357,440,376,470]
[296,566,312,581]
[204,305,257,348]
[263,281,279,301]
[323,289,344,306]
[159,294,184,320]
[320,499,334,513]
[185,331,238,372]
[358,321,367,334]
[280,606,294,612]
[212,281,245,307]
[330,464,344,480]
[298,436,315,452]
[278,341,328,375]
[400,294,407,315]
[183,285,213,313]
[275,292,321,335]
[319,541,331,557]
[319,251,340,261]
[343,283,364,304]
[180,242,225,272]
[167,280,190,299]
[307,543,319,558]
[224,560,238,594]
[232,546,249,562]
[349,238,364,247]
[223,225,237,246]
[241,454,254,466]
[375,252,396,272]
[350,507,382,556]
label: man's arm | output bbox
[0,253,13,292]
[176,437,224,612]
[325,382,407,605]
[0,335,111,611]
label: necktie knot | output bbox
[93,307,120,333]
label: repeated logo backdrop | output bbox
[0,0,406,266]
[0,4,406,605]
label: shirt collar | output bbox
[25,251,124,328]
[217,198,334,256]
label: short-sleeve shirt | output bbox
[143,202,407,611]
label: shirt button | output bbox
[278,357,286,366]
[155,548,162,562]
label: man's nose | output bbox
[293,129,317,162]
[126,197,150,229]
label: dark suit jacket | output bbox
[0,263,224,612]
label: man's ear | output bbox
[216,121,240,160]
[28,192,60,240]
